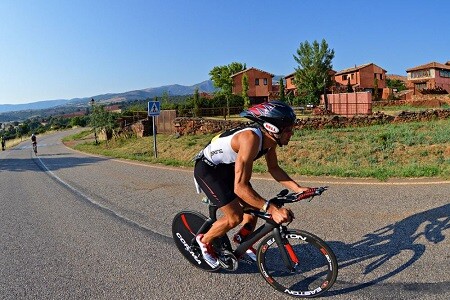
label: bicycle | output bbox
[172,187,338,298]
[32,142,37,155]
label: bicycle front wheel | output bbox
[257,230,337,298]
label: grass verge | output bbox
[65,119,450,181]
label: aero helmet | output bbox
[240,100,296,134]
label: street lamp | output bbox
[90,98,99,144]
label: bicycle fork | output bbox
[273,226,299,273]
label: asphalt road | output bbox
[0,130,449,300]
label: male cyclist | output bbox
[193,101,314,268]
[1,135,5,151]
[31,133,37,154]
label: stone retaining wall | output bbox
[173,109,450,135]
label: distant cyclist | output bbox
[31,133,37,154]
[193,101,315,268]
[1,135,5,151]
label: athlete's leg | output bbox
[200,198,243,244]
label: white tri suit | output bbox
[193,125,269,207]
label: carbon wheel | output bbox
[257,230,338,298]
[172,211,220,272]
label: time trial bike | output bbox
[172,187,338,298]
[32,142,37,155]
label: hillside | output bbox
[0,80,216,122]
[0,99,70,113]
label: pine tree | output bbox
[193,87,200,117]
[242,74,250,109]
[279,78,286,102]
[373,78,379,101]
[347,78,353,92]
[293,39,334,105]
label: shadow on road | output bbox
[0,156,109,172]
[222,204,450,296]
[326,203,449,296]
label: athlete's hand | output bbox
[268,206,293,223]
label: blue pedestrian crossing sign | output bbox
[148,101,160,116]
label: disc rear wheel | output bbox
[172,211,219,271]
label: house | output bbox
[231,67,274,104]
[284,69,336,97]
[284,72,297,96]
[334,63,387,95]
[105,105,122,113]
[406,61,450,95]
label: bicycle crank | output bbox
[218,250,238,271]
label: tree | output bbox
[193,87,200,117]
[209,62,246,117]
[279,78,286,102]
[161,91,171,107]
[373,78,380,101]
[242,74,250,109]
[91,105,117,141]
[386,79,407,92]
[347,78,354,92]
[293,39,335,105]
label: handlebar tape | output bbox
[296,188,318,200]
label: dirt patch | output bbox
[408,99,446,107]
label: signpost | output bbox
[148,100,160,158]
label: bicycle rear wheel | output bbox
[172,211,222,272]
[257,229,337,298]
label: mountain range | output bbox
[0,80,216,114]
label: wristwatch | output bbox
[262,200,271,212]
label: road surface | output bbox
[1,130,448,299]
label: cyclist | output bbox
[193,101,314,268]
[1,135,5,151]
[31,133,37,153]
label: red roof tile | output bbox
[231,67,274,78]
[406,61,450,72]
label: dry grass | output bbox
[68,118,450,180]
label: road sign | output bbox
[148,101,160,116]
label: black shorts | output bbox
[194,160,237,207]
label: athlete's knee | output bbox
[227,213,243,228]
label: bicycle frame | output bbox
[192,202,298,272]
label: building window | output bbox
[263,78,268,85]
[439,70,450,78]
[415,83,427,91]
[351,73,354,79]
[255,78,260,85]
[290,78,294,84]
[342,75,348,80]
[411,70,431,78]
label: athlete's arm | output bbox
[233,131,292,223]
[265,147,310,193]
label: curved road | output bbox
[1,130,449,299]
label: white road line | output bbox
[35,155,155,233]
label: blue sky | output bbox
[0,0,449,104]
